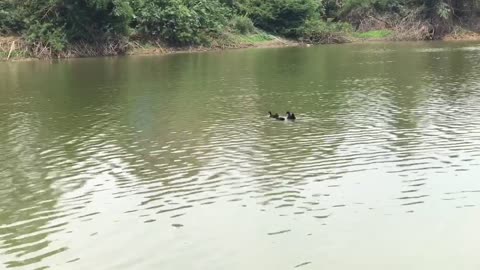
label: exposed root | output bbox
[61,40,128,58]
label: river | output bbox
[1,42,480,270]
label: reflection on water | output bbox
[1,42,480,270]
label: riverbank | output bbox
[126,32,300,57]
[2,28,480,62]
[0,31,298,61]
[0,31,302,61]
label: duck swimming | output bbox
[268,111,279,118]
[286,112,296,120]
[268,111,285,121]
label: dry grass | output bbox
[390,8,433,41]
[346,8,434,41]
[62,41,128,58]
[0,37,29,60]
[443,30,480,41]
[2,16,479,61]
[1,37,128,60]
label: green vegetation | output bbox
[229,32,274,44]
[296,19,353,43]
[230,16,256,34]
[326,0,480,39]
[1,0,479,58]
[232,0,322,37]
[134,0,230,45]
[0,49,27,59]
[353,30,393,39]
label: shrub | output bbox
[231,16,255,34]
[0,1,21,35]
[237,0,321,37]
[25,22,67,53]
[296,19,352,43]
[1,0,134,53]
[353,29,392,38]
[135,0,231,45]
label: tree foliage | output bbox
[325,0,480,21]
[1,0,135,52]
[1,0,479,53]
[232,0,322,37]
[134,0,230,45]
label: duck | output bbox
[268,111,279,118]
[268,111,285,121]
[286,111,296,120]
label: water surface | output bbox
[1,42,480,270]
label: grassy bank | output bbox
[0,29,301,61]
[2,26,480,61]
[2,0,480,61]
[127,30,298,56]
[0,37,28,60]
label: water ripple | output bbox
[2,43,480,269]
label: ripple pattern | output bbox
[1,43,480,269]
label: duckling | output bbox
[268,111,287,121]
[286,111,296,120]
[268,111,279,118]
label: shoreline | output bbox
[2,32,480,62]
[126,37,301,57]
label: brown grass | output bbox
[0,37,29,60]
[1,37,128,60]
[443,31,480,41]
[346,8,435,41]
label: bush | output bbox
[237,0,321,37]
[353,29,392,38]
[61,0,134,43]
[1,0,134,53]
[296,19,352,43]
[135,0,231,45]
[0,1,21,35]
[25,22,67,52]
[231,16,255,34]
[3,0,479,57]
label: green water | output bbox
[1,42,480,270]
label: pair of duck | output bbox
[268,111,296,121]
